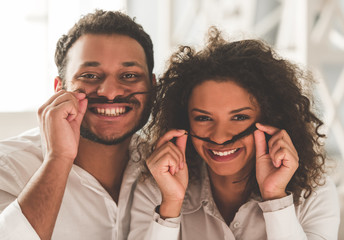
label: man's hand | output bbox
[38,90,88,163]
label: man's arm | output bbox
[17,91,87,240]
[17,158,73,240]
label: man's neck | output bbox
[74,136,132,203]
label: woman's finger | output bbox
[254,129,267,159]
[256,123,280,136]
[156,129,187,149]
[175,134,188,169]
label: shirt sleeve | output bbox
[0,199,40,240]
[258,177,340,240]
[128,177,180,240]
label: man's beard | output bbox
[80,95,152,145]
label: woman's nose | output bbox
[209,124,235,145]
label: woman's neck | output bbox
[208,168,251,225]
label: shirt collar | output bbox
[182,161,262,218]
[182,162,220,217]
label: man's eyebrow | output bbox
[122,61,145,69]
[80,61,100,68]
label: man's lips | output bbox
[88,104,133,117]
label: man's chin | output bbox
[80,126,134,145]
[80,102,151,145]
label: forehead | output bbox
[65,34,148,74]
[189,80,257,109]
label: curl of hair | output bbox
[142,27,327,203]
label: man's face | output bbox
[56,34,153,145]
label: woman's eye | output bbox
[232,114,249,121]
[194,115,212,122]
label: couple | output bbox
[0,10,339,240]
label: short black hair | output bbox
[55,9,154,81]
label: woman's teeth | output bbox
[211,149,238,156]
[95,107,127,116]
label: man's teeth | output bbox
[212,149,238,156]
[95,107,126,116]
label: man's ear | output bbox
[54,77,63,92]
[151,74,157,86]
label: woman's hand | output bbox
[146,129,188,218]
[254,123,299,201]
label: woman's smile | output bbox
[188,79,259,177]
[206,146,242,162]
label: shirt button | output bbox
[233,222,240,228]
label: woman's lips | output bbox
[207,147,243,162]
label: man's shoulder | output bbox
[0,127,43,157]
[0,127,43,176]
[0,128,43,196]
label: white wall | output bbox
[0,112,38,140]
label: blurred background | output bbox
[0,0,344,235]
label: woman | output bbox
[129,28,340,239]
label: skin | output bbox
[148,79,299,224]
[17,34,153,240]
[146,129,188,219]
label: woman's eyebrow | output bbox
[191,108,211,114]
[191,107,253,115]
[230,107,253,114]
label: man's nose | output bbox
[96,77,128,100]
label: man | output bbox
[0,10,155,240]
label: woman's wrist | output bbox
[262,191,287,201]
[158,200,183,219]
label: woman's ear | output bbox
[54,77,63,92]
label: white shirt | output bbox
[0,128,143,240]
[129,163,340,240]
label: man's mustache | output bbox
[85,91,150,104]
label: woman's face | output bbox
[188,80,260,177]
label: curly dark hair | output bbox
[54,9,154,83]
[143,27,327,203]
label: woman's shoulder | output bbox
[296,176,339,212]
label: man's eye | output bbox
[122,73,138,80]
[232,115,249,121]
[194,115,212,121]
[79,74,100,80]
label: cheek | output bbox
[191,138,206,158]
[64,81,93,93]
[244,136,256,158]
